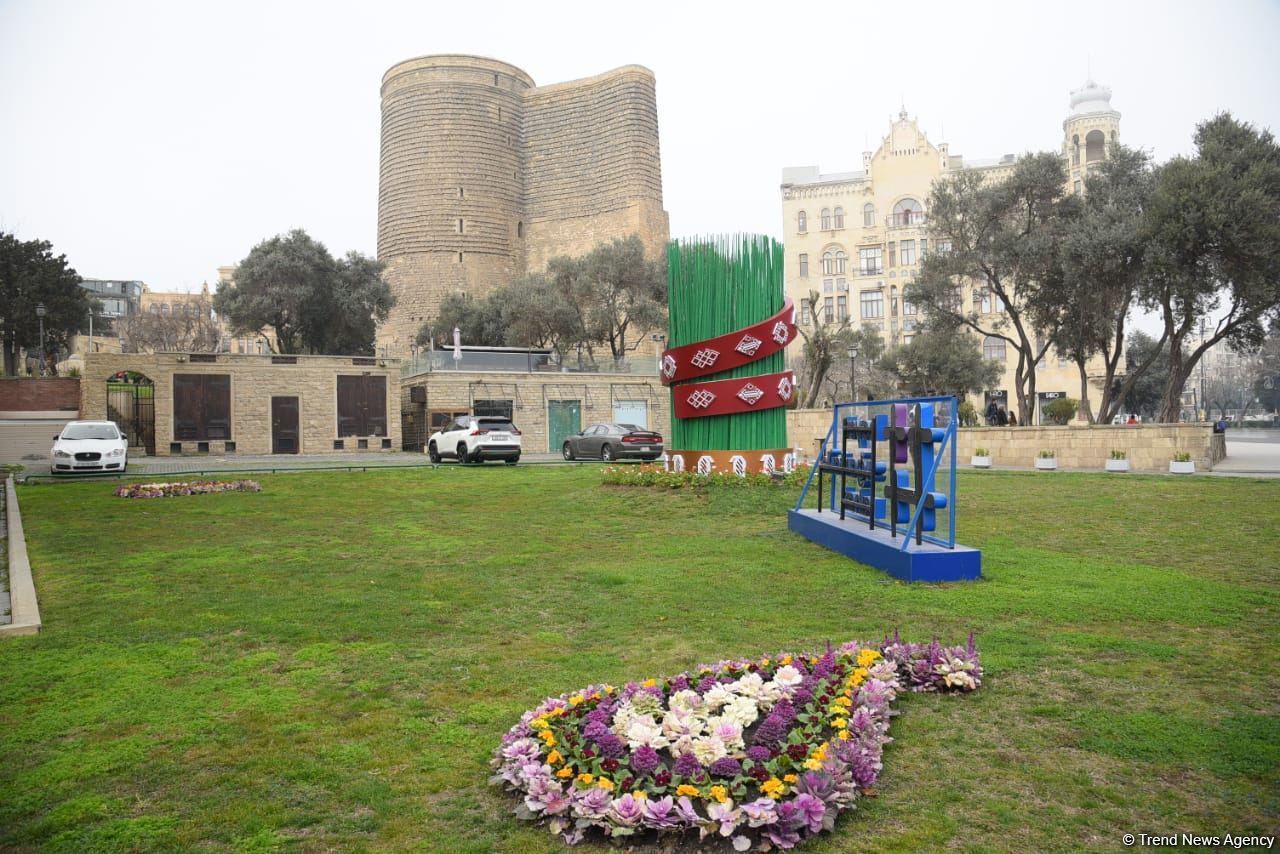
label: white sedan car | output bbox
[51,421,129,475]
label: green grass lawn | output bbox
[1,467,1277,851]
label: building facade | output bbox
[376,54,669,357]
[780,81,1122,423]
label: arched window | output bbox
[863,203,875,227]
[161,304,171,316]
[1085,130,1105,163]
[1071,134,1080,165]
[821,248,847,276]
[833,207,845,229]
[891,198,924,227]
[149,304,159,314]
[797,210,807,233]
[820,208,832,230]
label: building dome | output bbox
[1069,79,1114,115]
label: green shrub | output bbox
[974,447,990,457]
[1044,397,1079,425]
[601,464,809,490]
[1173,451,1192,463]
[1110,449,1127,460]
[1038,449,1056,459]
[958,400,979,427]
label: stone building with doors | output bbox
[80,352,400,456]
[780,80,1121,424]
[375,54,669,357]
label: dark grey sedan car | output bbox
[563,423,664,461]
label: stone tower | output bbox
[376,55,668,356]
[1062,79,1121,193]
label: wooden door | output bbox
[272,396,299,454]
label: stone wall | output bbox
[401,369,670,455]
[954,424,1219,471]
[80,353,402,456]
[786,408,831,461]
[0,378,80,416]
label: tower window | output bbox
[457,252,463,263]
[1085,130,1105,163]
[457,218,464,233]
[517,221,524,238]
[459,187,464,199]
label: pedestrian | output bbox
[996,406,1009,426]
[1127,414,1138,426]
[1008,411,1018,427]
[985,400,999,426]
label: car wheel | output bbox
[428,442,441,463]
[506,456,520,466]
[457,442,471,464]
[563,442,575,461]
[601,444,614,461]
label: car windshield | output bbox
[61,424,120,440]
[478,420,515,432]
[617,424,645,433]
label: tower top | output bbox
[1069,79,1115,116]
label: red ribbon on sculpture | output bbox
[660,298,796,386]
[671,370,797,420]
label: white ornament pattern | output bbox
[671,454,685,472]
[731,455,747,477]
[687,389,716,409]
[661,354,677,380]
[691,348,720,369]
[772,321,790,345]
[760,454,776,474]
[736,383,764,405]
[777,374,794,402]
[697,455,715,475]
[735,334,762,357]
[783,453,797,474]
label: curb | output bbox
[0,475,41,636]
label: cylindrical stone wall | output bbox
[377,55,533,354]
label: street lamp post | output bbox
[847,344,859,403]
[36,302,47,376]
[1199,318,1207,421]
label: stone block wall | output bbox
[401,369,670,454]
[0,378,80,415]
[954,424,1219,471]
[80,353,401,456]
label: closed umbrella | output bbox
[453,326,462,369]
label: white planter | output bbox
[1035,458,1057,471]
[1105,459,1130,473]
[1169,460,1196,474]
[971,455,992,469]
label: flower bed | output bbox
[114,480,262,499]
[492,633,981,850]
[601,465,808,490]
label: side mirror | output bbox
[53,434,61,440]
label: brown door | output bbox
[272,396,299,454]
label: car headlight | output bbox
[106,448,125,457]
[54,449,72,458]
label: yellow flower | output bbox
[676,784,701,798]
[546,750,562,765]
[551,707,567,717]
[761,778,787,799]
[809,656,819,666]
[709,785,729,803]
[760,658,770,667]
[632,789,647,800]
[538,731,556,747]
[783,774,798,784]
[804,757,823,770]
[857,649,882,668]
[642,678,657,689]
[781,655,793,665]
[838,729,851,741]
[569,695,584,707]
[831,718,847,729]
[530,718,549,731]
[556,767,575,779]
[833,696,852,709]
[577,773,594,785]
[597,778,615,792]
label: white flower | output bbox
[703,683,734,711]
[707,716,744,751]
[772,664,803,688]
[661,706,705,742]
[721,695,760,728]
[669,734,695,757]
[731,671,765,699]
[692,734,728,766]
[668,689,703,714]
[626,714,670,750]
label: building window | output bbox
[1058,351,1069,369]
[888,242,897,267]
[863,203,875,227]
[920,239,928,258]
[950,285,964,311]
[457,218,465,233]
[837,295,848,321]
[976,287,992,313]
[149,304,159,314]
[902,292,917,315]
[836,277,847,292]
[983,336,1007,361]
[891,198,925,227]
[860,289,884,319]
[337,375,388,437]
[823,279,834,294]
[1074,179,1082,195]
[822,249,847,275]
[1072,134,1080,165]
[823,297,834,322]
[798,253,808,277]
[474,399,514,419]
[801,298,813,324]
[900,240,916,266]
[833,207,845,229]
[890,285,899,316]
[859,247,882,275]
[161,304,171,316]
[1086,129,1105,163]
[517,221,524,237]
[173,374,231,441]
[797,210,807,233]
[936,240,952,255]
[820,208,832,230]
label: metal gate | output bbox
[547,400,581,453]
[107,381,155,455]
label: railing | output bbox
[401,350,660,376]
[888,213,927,228]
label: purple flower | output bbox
[746,745,772,763]
[709,757,742,778]
[741,797,779,827]
[673,752,701,777]
[583,720,610,741]
[674,795,701,826]
[752,714,787,747]
[670,674,691,692]
[597,733,625,759]
[795,770,838,804]
[630,745,660,776]
[697,675,718,693]
[608,793,644,827]
[641,795,683,829]
[793,793,826,834]
[766,800,803,848]
[570,785,612,821]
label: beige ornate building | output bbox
[376,54,670,357]
[781,80,1121,423]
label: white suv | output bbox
[427,415,522,465]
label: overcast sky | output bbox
[3,0,1278,296]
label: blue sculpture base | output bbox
[788,508,981,583]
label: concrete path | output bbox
[1213,429,1280,478]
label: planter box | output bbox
[971,455,992,469]
[1105,459,1130,473]
[1169,460,1196,474]
[1034,458,1057,471]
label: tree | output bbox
[816,323,898,403]
[910,152,1079,424]
[214,230,393,355]
[1144,114,1280,422]
[885,320,1002,399]
[793,289,852,407]
[1043,146,1159,423]
[499,273,586,361]
[120,307,220,353]
[0,232,96,376]
[1249,332,1280,413]
[1119,330,1173,420]
[425,290,506,349]
[569,235,667,363]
